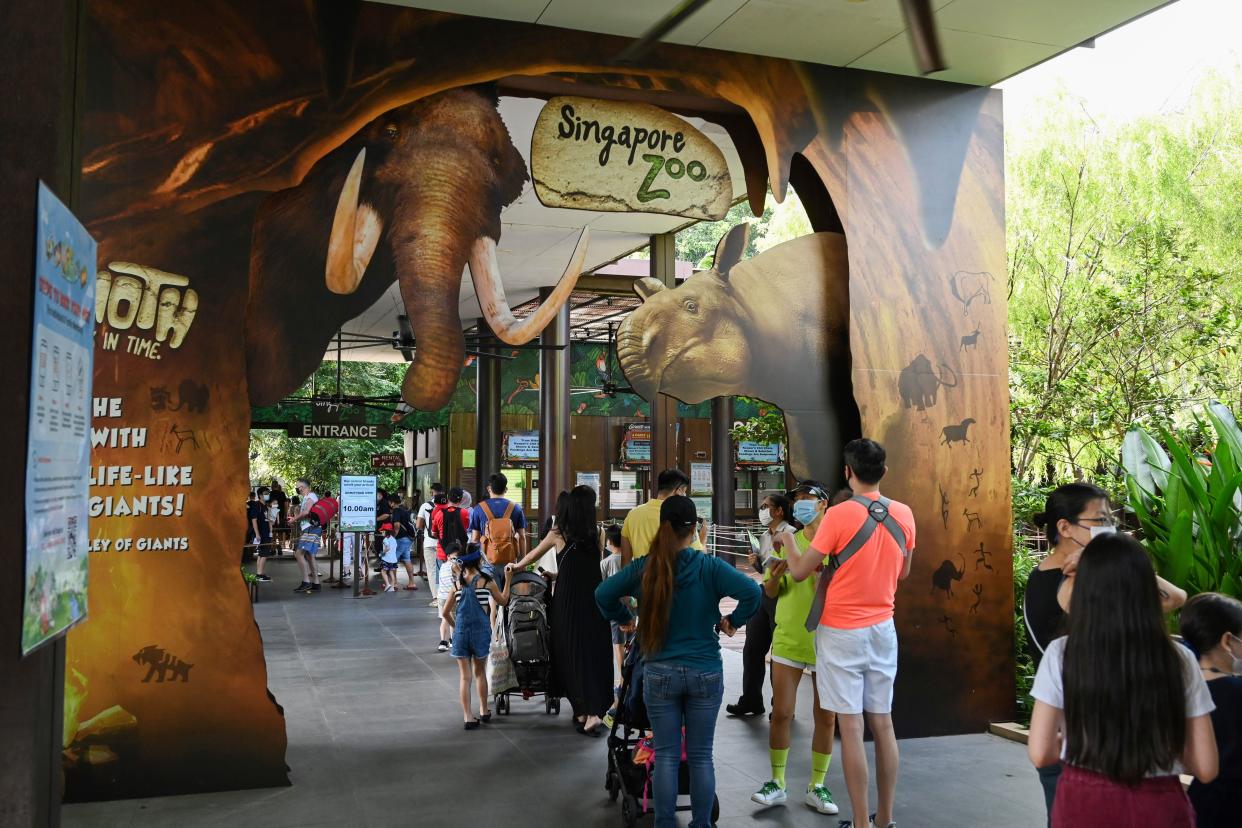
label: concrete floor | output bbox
[64,555,1045,828]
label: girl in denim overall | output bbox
[442,545,510,729]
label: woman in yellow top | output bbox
[751,483,840,816]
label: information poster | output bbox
[576,471,601,496]
[23,183,96,655]
[339,475,377,531]
[502,430,540,468]
[690,462,712,494]
[737,440,782,467]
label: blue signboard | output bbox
[23,183,96,655]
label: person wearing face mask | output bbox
[1179,592,1242,827]
[288,477,322,594]
[1025,483,1188,824]
[750,484,843,815]
[248,486,273,582]
[727,493,798,719]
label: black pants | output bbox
[738,599,775,708]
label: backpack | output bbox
[804,495,908,631]
[480,500,518,565]
[439,506,468,550]
[506,572,550,686]
[308,495,338,528]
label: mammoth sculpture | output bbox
[617,224,853,482]
[245,86,588,411]
[897,354,958,411]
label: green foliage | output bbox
[1008,78,1242,488]
[1121,401,1242,598]
[676,199,776,268]
[730,397,787,446]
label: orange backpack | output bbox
[480,500,518,565]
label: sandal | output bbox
[464,719,480,731]
[479,713,492,723]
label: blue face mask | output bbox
[792,500,820,525]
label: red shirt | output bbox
[810,492,916,629]
[430,504,470,561]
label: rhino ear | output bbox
[712,223,750,279]
[633,277,667,303]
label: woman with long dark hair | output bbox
[596,496,761,828]
[1179,592,1242,827]
[509,485,613,733]
[1027,533,1217,827]
[1025,483,1187,821]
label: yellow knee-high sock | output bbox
[769,748,789,788]
[810,750,832,788]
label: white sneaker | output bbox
[751,781,787,806]
[429,599,440,608]
[805,785,839,815]
[385,585,395,592]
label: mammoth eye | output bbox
[684,299,699,313]
[384,124,399,140]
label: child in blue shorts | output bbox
[441,544,511,729]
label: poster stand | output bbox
[353,533,375,598]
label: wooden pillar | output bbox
[0,1,82,825]
[474,329,501,503]
[711,396,735,529]
[539,288,570,519]
[648,233,680,494]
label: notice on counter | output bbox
[339,475,377,532]
[23,183,96,655]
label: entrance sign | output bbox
[371,452,404,469]
[531,96,732,221]
[24,183,96,655]
[339,475,377,531]
[287,422,391,439]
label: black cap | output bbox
[661,495,698,529]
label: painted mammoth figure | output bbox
[245,86,588,410]
[898,354,958,411]
[617,224,852,481]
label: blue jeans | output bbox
[395,537,413,562]
[642,662,723,828]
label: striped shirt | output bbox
[455,577,492,612]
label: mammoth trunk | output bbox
[389,192,477,411]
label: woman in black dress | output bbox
[508,485,613,734]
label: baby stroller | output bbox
[605,638,720,826]
[494,570,560,715]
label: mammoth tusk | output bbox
[325,148,382,295]
[468,228,589,345]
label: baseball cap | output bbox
[660,495,698,530]
[457,543,483,565]
[380,523,394,532]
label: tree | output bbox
[1007,79,1242,490]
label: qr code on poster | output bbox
[67,515,77,559]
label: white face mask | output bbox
[758,508,773,527]
[1227,634,1242,675]
[1088,525,1116,541]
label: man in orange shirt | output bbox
[784,439,916,828]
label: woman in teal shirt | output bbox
[596,496,761,828]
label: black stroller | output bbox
[604,638,720,826]
[493,570,560,715]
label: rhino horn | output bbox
[633,277,666,302]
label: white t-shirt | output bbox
[417,502,437,547]
[1031,635,1215,775]
[298,492,318,529]
[436,558,457,601]
[381,536,398,564]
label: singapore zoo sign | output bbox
[531,96,732,220]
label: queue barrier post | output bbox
[355,532,375,597]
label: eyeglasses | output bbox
[1074,517,1117,528]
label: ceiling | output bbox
[339,95,746,363]
[375,0,1174,86]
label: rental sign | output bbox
[531,96,732,221]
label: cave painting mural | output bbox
[72,0,1012,800]
[246,87,588,412]
[617,224,852,482]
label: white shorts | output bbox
[814,619,897,715]
[771,655,815,672]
